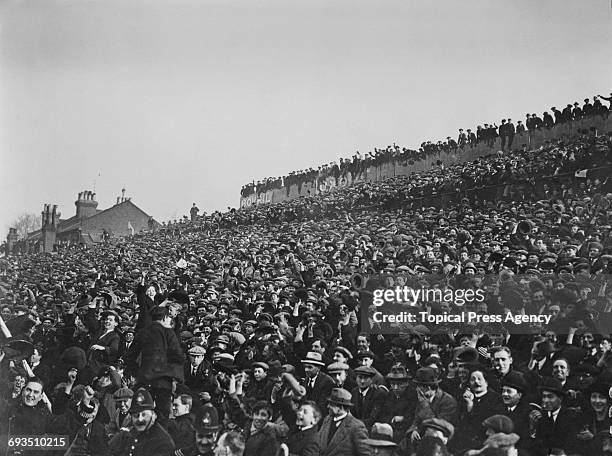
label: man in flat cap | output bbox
[185,345,212,397]
[109,387,175,456]
[107,387,134,438]
[351,365,387,428]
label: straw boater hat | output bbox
[301,352,325,367]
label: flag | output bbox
[127,220,134,235]
[575,169,588,178]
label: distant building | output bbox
[6,190,160,254]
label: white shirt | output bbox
[549,408,560,423]
[333,412,348,423]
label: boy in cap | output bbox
[108,387,175,456]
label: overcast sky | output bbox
[1,0,611,234]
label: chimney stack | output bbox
[75,190,98,219]
[41,203,57,253]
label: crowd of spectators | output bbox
[241,94,612,199]
[1,118,612,455]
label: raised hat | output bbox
[301,351,325,366]
[327,388,353,407]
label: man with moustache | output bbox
[109,388,175,456]
[193,404,221,456]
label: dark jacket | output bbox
[455,389,505,452]
[317,413,369,456]
[109,422,175,456]
[286,426,320,456]
[47,407,109,456]
[531,406,580,455]
[243,423,280,456]
[83,309,120,375]
[303,373,334,415]
[277,395,320,456]
[167,414,196,456]
[350,385,387,429]
[380,386,418,442]
[503,401,534,448]
[125,322,186,385]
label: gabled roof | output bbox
[79,199,157,228]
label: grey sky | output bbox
[1,0,611,233]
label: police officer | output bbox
[108,388,175,456]
[193,404,220,456]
